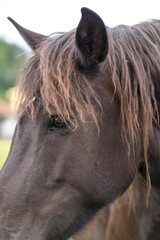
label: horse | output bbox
[0,7,160,240]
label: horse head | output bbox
[0,8,148,240]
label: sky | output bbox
[1,0,160,51]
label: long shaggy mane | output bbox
[16,30,100,128]
[15,20,160,191]
[106,21,160,194]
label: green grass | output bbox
[0,138,11,169]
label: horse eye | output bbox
[48,116,66,131]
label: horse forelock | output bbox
[15,30,101,129]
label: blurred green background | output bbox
[0,38,25,168]
[0,38,26,102]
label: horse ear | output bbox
[8,17,46,51]
[76,8,108,68]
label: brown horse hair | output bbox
[15,30,101,130]
[14,20,160,200]
[106,21,160,200]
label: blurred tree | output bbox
[0,38,26,102]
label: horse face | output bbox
[0,83,134,240]
[0,8,136,240]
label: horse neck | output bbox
[106,176,160,240]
